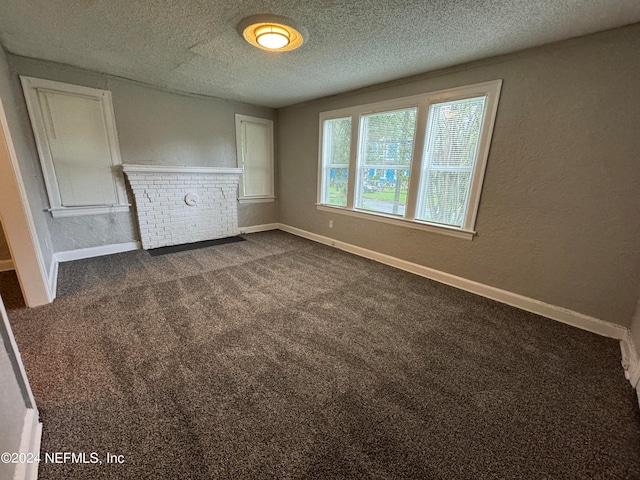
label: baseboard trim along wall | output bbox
[0,258,14,272]
[54,241,141,263]
[12,408,42,480]
[48,241,141,299]
[47,256,58,302]
[623,330,640,386]
[239,223,279,234]
[277,224,637,383]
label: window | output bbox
[235,114,275,203]
[318,80,501,239]
[20,76,129,218]
[356,108,416,216]
[320,117,351,207]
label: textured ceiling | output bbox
[0,1,639,108]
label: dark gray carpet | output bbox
[7,231,640,479]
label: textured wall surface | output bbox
[46,213,139,253]
[238,201,277,228]
[126,170,241,249]
[277,25,640,327]
[6,54,275,252]
[0,223,10,261]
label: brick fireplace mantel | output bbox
[122,164,242,250]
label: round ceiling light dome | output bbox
[238,14,304,52]
[255,25,290,49]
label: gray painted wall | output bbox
[6,54,278,252]
[277,24,640,328]
[0,223,10,261]
[0,48,54,276]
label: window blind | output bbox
[417,96,486,227]
[241,122,272,197]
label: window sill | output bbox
[48,204,130,218]
[238,197,276,204]
[316,204,475,240]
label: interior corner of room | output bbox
[0,4,639,479]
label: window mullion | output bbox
[321,122,330,204]
[345,114,359,210]
[404,102,430,220]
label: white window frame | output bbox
[319,116,352,208]
[20,76,129,218]
[235,114,275,203]
[354,106,418,216]
[317,80,502,240]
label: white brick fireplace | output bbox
[122,165,242,249]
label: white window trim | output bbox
[20,76,130,218]
[317,80,502,239]
[235,114,275,203]
[238,197,276,204]
[316,204,475,240]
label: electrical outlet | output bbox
[329,220,334,228]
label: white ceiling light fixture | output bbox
[238,14,304,52]
[255,25,290,49]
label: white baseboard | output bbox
[622,329,640,387]
[278,224,628,342]
[47,241,141,299]
[47,255,58,301]
[239,223,279,234]
[0,258,15,272]
[54,241,141,263]
[12,408,42,480]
